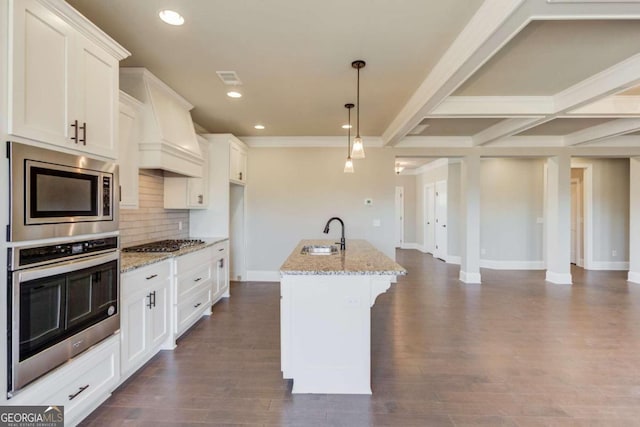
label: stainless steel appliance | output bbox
[8,142,118,241]
[123,239,205,253]
[7,236,120,395]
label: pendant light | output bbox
[351,60,366,159]
[395,162,405,175]
[344,103,355,173]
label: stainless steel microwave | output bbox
[8,142,119,241]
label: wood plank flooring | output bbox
[82,250,640,426]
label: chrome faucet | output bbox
[323,217,345,251]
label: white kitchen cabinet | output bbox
[7,335,120,427]
[118,91,143,209]
[174,247,215,338]
[164,136,209,209]
[8,0,128,159]
[120,261,172,381]
[229,139,247,184]
[212,241,230,302]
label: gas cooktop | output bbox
[123,239,205,253]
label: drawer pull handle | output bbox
[69,384,89,400]
[218,248,224,252]
[194,302,202,308]
[194,277,202,282]
[146,274,158,280]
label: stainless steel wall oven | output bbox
[7,142,118,241]
[7,236,120,395]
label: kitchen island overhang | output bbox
[280,239,406,394]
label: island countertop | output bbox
[280,239,407,276]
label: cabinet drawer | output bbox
[122,261,171,298]
[176,247,213,273]
[8,335,119,425]
[212,242,227,256]
[177,263,212,300]
[176,287,212,336]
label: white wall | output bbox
[480,158,545,264]
[447,162,461,258]
[577,158,630,264]
[246,147,396,278]
[395,174,416,244]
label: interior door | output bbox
[434,180,448,261]
[424,184,435,253]
[395,187,404,248]
[571,179,578,264]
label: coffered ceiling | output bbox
[67,0,640,149]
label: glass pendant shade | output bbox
[344,157,354,173]
[351,137,365,159]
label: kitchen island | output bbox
[280,239,406,394]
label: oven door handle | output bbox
[17,251,119,283]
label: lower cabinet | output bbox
[213,241,230,302]
[120,260,171,381]
[7,335,120,427]
[174,247,214,338]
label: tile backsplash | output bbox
[120,170,189,247]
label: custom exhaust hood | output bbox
[120,68,203,178]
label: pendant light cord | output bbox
[348,107,352,156]
[356,67,360,139]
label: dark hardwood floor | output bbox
[82,250,640,426]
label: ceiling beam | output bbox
[472,117,546,146]
[429,96,554,116]
[567,96,640,116]
[563,118,640,146]
[381,0,529,147]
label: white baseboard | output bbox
[545,271,572,285]
[628,271,640,284]
[480,260,545,270]
[446,255,461,265]
[400,243,421,251]
[246,270,280,282]
[589,261,629,271]
[459,270,481,284]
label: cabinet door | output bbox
[120,289,149,375]
[118,101,139,209]
[149,282,170,349]
[9,0,74,146]
[216,254,229,297]
[75,36,119,159]
[187,139,209,208]
[229,143,242,183]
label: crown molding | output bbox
[241,136,384,148]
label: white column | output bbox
[629,157,640,284]
[545,153,572,284]
[459,153,481,284]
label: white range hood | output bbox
[120,68,203,177]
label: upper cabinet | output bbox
[118,91,143,209]
[7,0,129,159]
[229,138,248,185]
[164,136,210,209]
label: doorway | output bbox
[395,187,404,248]
[570,174,584,266]
[434,180,448,261]
[424,183,435,253]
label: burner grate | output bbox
[123,239,205,253]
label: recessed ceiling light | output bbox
[342,124,352,129]
[254,125,265,130]
[159,10,184,26]
[227,90,242,98]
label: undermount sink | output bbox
[301,245,339,255]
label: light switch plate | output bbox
[372,219,381,227]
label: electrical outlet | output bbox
[612,249,617,257]
[372,219,381,227]
[178,221,183,231]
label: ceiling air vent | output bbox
[216,71,242,85]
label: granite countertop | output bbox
[280,239,407,276]
[120,237,228,273]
